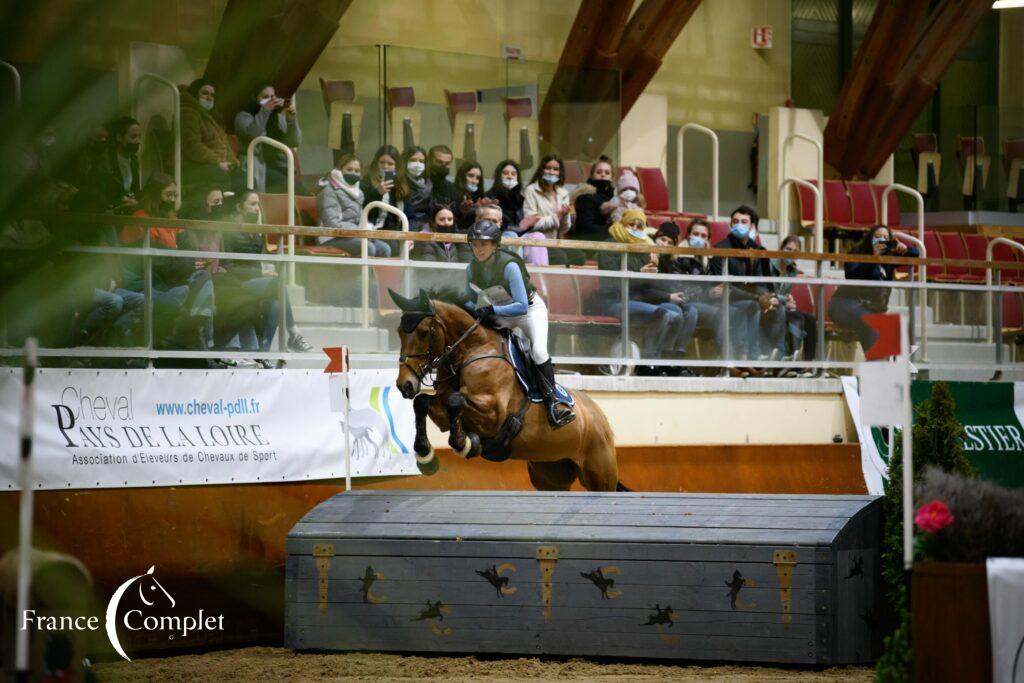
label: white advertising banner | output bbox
[0,368,418,490]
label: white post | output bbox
[358,201,409,328]
[777,177,823,252]
[893,231,928,361]
[341,347,352,493]
[1,60,21,109]
[677,123,719,220]
[247,135,296,286]
[901,312,914,569]
[781,133,824,200]
[132,73,181,210]
[15,338,38,676]
[986,237,1024,343]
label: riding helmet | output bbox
[467,219,502,244]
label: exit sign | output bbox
[751,25,773,49]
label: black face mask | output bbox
[428,164,448,180]
[342,172,361,186]
[242,210,260,224]
[160,201,175,213]
[589,179,613,195]
[123,142,140,155]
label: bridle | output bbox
[399,313,484,390]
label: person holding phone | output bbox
[234,84,302,193]
[360,145,403,234]
[830,225,918,352]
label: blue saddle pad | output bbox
[505,333,574,406]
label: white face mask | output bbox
[501,178,518,190]
[620,189,637,202]
[406,161,425,178]
[259,97,271,108]
[199,99,214,111]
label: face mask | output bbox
[342,172,360,186]
[123,142,140,155]
[542,173,560,185]
[627,227,646,239]
[748,227,758,241]
[243,210,260,224]
[730,223,750,240]
[620,189,637,202]
[160,200,175,212]
[688,235,707,248]
[466,182,479,193]
[429,164,448,179]
[406,161,425,177]
[199,99,214,111]
[258,97,271,108]
[590,179,613,193]
[501,178,518,190]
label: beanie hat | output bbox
[655,221,680,242]
[621,207,647,226]
[617,170,640,192]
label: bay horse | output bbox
[390,289,622,492]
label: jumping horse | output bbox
[390,289,622,492]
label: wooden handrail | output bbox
[41,210,1024,273]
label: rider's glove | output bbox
[474,305,496,323]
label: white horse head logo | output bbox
[339,407,392,458]
[105,565,174,661]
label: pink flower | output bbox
[915,500,954,533]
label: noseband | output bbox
[399,314,483,389]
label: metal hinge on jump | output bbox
[536,545,559,622]
[773,549,797,627]
[313,543,335,615]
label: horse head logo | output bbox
[105,565,174,661]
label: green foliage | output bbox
[874,382,974,681]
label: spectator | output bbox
[427,144,460,207]
[602,169,645,225]
[571,155,615,243]
[486,159,525,231]
[180,78,238,189]
[178,186,226,252]
[361,144,404,233]
[769,235,818,375]
[234,84,302,193]
[412,201,470,262]
[597,209,688,376]
[522,154,579,266]
[223,190,311,352]
[453,160,485,231]
[83,116,142,213]
[829,225,918,352]
[650,222,699,376]
[708,205,773,377]
[316,154,390,257]
[400,146,432,230]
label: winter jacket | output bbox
[317,173,364,243]
[486,185,525,233]
[360,176,402,230]
[596,239,663,308]
[234,106,302,192]
[403,177,434,230]
[708,233,773,301]
[521,182,571,238]
[179,86,237,167]
[572,180,615,242]
[412,227,471,263]
[835,245,919,312]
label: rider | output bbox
[464,219,576,428]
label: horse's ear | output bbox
[418,290,435,314]
[389,289,421,312]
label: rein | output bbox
[400,315,500,389]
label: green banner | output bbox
[911,381,1024,488]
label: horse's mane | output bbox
[422,287,471,314]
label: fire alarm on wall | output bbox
[751,25,773,49]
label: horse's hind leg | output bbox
[527,459,578,491]
[577,440,619,492]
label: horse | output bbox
[389,289,622,492]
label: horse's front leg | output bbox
[413,394,438,475]
[446,392,481,459]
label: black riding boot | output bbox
[535,360,576,429]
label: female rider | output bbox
[464,219,575,428]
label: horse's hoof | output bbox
[415,446,439,475]
[467,433,481,458]
[454,438,474,459]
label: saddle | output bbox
[502,330,574,407]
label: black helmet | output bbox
[467,219,502,244]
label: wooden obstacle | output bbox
[285,491,882,665]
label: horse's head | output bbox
[390,289,442,399]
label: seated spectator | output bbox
[413,202,467,262]
[234,84,302,193]
[602,169,645,225]
[829,225,918,352]
[115,173,191,345]
[79,116,142,214]
[400,146,432,230]
[486,159,525,231]
[708,205,774,377]
[361,144,404,232]
[180,78,238,189]
[453,161,485,232]
[223,190,311,352]
[597,209,690,375]
[767,235,818,373]
[317,154,390,257]
[522,154,579,266]
[571,155,615,243]
[427,144,460,207]
[650,222,699,376]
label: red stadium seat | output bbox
[373,265,403,314]
[635,167,671,213]
[1003,291,1024,330]
[709,221,730,246]
[934,233,983,283]
[988,238,1024,285]
[541,272,579,319]
[259,193,294,252]
[922,231,945,280]
[790,283,815,316]
[847,181,878,227]
[562,160,586,185]
[795,180,818,226]
[962,234,990,278]
[823,180,853,226]
[870,184,901,227]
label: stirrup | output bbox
[546,401,576,429]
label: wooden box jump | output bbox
[284,491,882,665]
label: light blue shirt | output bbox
[465,261,529,317]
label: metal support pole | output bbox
[277,235,287,355]
[15,338,37,679]
[620,253,630,368]
[247,136,295,285]
[1,60,21,109]
[721,257,731,362]
[143,228,153,354]
[677,123,720,219]
[901,313,914,569]
[816,259,826,369]
[132,73,180,210]
[778,177,823,253]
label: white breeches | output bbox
[494,296,550,364]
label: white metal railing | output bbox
[892,231,927,360]
[986,237,1024,344]
[132,73,180,210]
[247,136,295,289]
[676,123,719,220]
[0,60,20,108]
[781,133,823,195]
[778,177,824,252]
[357,200,410,328]
[881,183,925,244]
